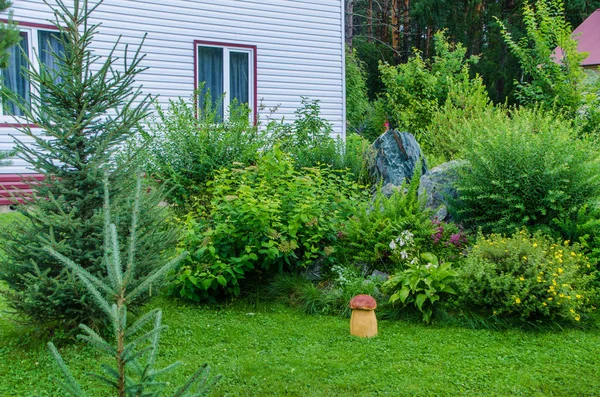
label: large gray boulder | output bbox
[371,130,427,188]
[418,160,464,221]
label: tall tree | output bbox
[0,0,178,329]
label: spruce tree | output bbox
[46,175,219,396]
[0,0,178,328]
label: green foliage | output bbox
[379,31,483,148]
[0,0,21,69]
[496,0,589,118]
[339,169,434,272]
[266,269,384,318]
[0,149,11,167]
[496,0,600,134]
[172,149,362,301]
[383,252,457,323]
[345,48,377,138]
[46,176,219,396]
[142,91,268,209]
[456,230,597,322]
[454,107,600,236]
[273,97,340,170]
[0,0,178,329]
[425,71,493,161]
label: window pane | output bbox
[197,46,224,119]
[1,32,30,116]
[38,30,66,83]
[230,51,249,107]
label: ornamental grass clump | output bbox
[456,230,597,322]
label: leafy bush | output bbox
[454,107,600,236]
[379,31,482,147]
[425,74,493,161]
[339,171,434,272]
[142,91,268,209]
[172,149,362,301]
[455,230,597,322]
[346,48,374,136]
[497,0,586,116]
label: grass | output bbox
[1,293,600,396]
[1,212,600,396]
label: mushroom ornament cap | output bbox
[349,294,377,310]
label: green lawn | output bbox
[1,212,600,396]
[1,294,599,396]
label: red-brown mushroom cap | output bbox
[349,294,377,310]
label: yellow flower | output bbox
[548,297,553,301]
[522,256,528,260]
[519,277,525,281]
[575,315,581,321]
[571,252,576,257]
[537,276,542,282]
[576,294,582,299]
[587,264,591,268]
[559,293,565,298]
[558,268,564,273]
[533,243,538,247]
[570,309,575,313]
[515,298,521,304]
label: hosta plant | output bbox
[383,251,457,323]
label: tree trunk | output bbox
[367,0,373,42]
[391,0,400,54]
[346,0,354,50]
[402,0,410,62]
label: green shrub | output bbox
[339,171,434,272]
[454,107,600,236]
[379,31,482,148]
[172,149,362,301]
[455,230,597,322]
[142,91,268,209]
[346,48,374,136]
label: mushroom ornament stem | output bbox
[349,294,378,338]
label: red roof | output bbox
[554,9,600,66]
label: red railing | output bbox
[0,174,44,206]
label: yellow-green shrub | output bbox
[456,230,597,322]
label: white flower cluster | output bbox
[389,230,416,263]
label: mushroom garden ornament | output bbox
[349,294,378,338]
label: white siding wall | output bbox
[1,0,345,174]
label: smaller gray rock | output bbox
[370,270,389,283]
[418,160,465,222]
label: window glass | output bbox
[38,30,66,83]
[197,46,224,119]
[1,31,30,116]
[230,51,249,106]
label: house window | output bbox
[1,25,65,119]
[195,41,255,120]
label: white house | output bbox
[0,0,346,205]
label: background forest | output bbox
[345,0,600,103]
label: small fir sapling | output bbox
[0,0,178,328]
[46,175,220,397]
